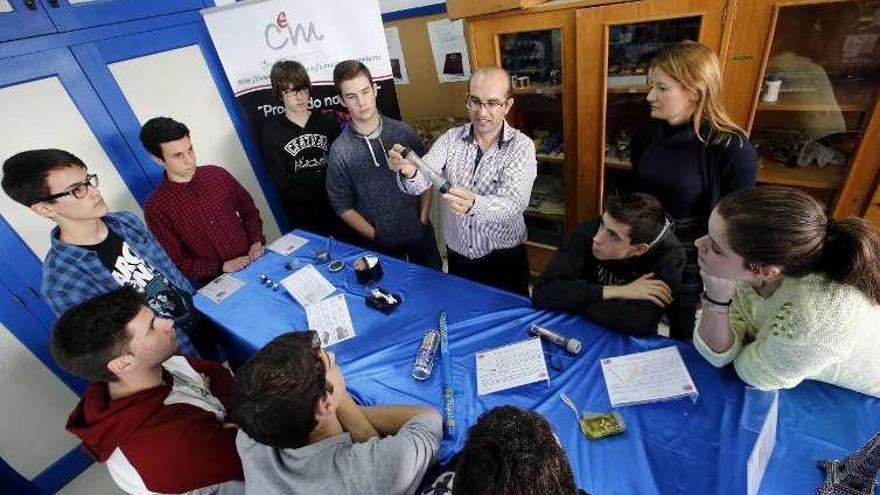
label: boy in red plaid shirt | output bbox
[140,117,265,287]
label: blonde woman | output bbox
[630,40,758,340]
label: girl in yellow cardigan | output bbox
[693,186,880,397]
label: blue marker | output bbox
[438,311,455,438]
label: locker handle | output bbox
[24,0,37,11]
[27,287,40,299]
[12,294,26,307]
[47,0,60,7]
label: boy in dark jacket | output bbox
[532,192,686,337]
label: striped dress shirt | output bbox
[398,123,536,259]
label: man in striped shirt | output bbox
[389,67,536,295]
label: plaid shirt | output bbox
[42,211,196,354]
[399,123,536,259]
[144,165,265,283]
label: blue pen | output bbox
[438,311,455,438]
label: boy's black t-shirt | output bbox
[260,111,341,233]
[80,229,197,330]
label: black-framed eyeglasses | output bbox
[37,174,99,202]
[466,94,510,112]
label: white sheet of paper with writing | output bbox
[747,391,779,495]
[476,337,549,396]
[305,293,355,347]
[600,346,698,407]
[267,233,309,256]
[280,264,335,307]
[197,274,244,304]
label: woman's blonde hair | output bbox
[650,41,745,145]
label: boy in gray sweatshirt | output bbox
[326,60,441,269]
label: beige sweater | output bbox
[695,273,880,398]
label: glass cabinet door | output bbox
[470,10,575,274]
[576,0,727,218]
[499,28,567,249]
[751,0,880,208]
[603,17,702,197]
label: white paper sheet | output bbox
[600,346,698,407]
[747,392,779,495]
[267,233,309,256]
[197,274,245,304]
[385,26,409,85]
[280,264,335,307]
[305,293,355,347]
[427,19,471,83]
[476,337,549,396]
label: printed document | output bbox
[747,392,779,495]
[305,293,355,347]
[600,346,698,407]
[267,233,309,256]
[197,274,244,304]
[281,264,335,307]
[476,337,549,396]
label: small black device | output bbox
[366,287,401,314]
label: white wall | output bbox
[0,321,80,479]
[109,44,281,241]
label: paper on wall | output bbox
[385,26,410,84]
[427,18,471,83]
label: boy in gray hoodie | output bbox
[326,60,441,269]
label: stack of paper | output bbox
[280,265,354,347]
[600,346,698,407]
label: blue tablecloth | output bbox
[195,230,880,495]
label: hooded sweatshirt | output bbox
[66,356,243,494]
[326,115,427,248]
[532,218,686,336]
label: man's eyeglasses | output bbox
[466,95,510,112]
[37,174,99,202]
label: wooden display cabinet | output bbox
[722,0,880,217]
[468,10,577,275]
[464,0,880,274]
[576,0,731,218]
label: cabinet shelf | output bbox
[513,83,563,96]
[604,155,633,170]
[526,200,565,221]
[536,153,565,163]
[757,101,870,112]
[756,155,845,190]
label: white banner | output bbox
[202,0,393,96]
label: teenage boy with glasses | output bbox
[388,66,537,295]
[261,60,348,239]
[2,149,201,356]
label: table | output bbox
[195,230,880,495]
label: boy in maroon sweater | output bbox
[53,286,243,494]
